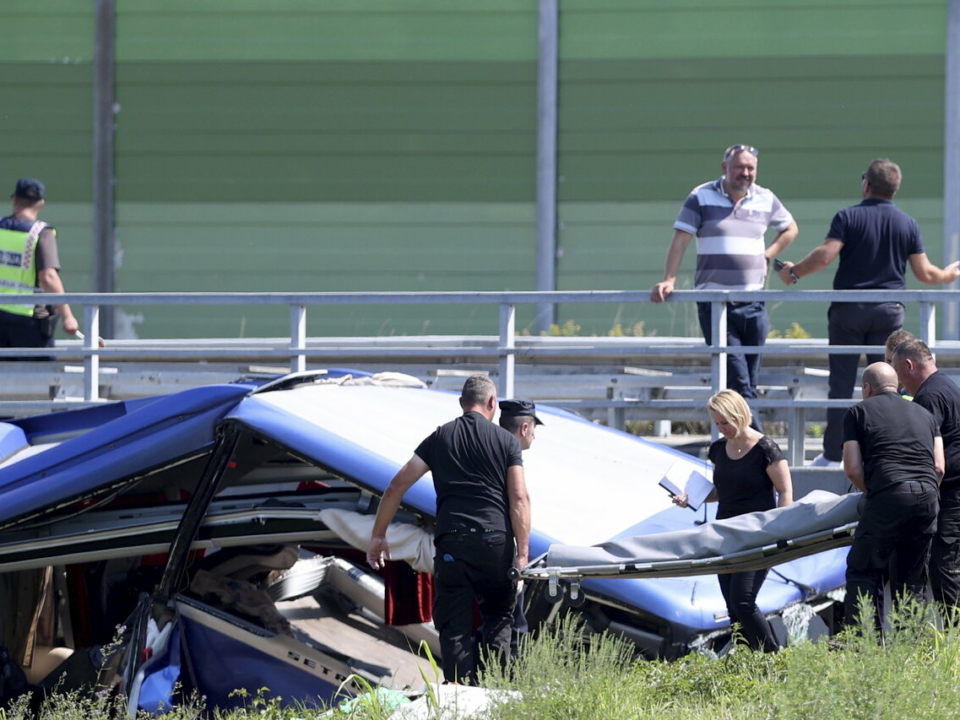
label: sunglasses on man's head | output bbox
[723,144,759,160]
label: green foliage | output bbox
[480,615,639,719]
[608,321,648,337]
[542,320,583,337]
[24,602,960,720]
[767,322,811,339]
[477,601,960,720]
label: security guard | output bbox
[0,178,79,358]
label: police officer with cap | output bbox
[498,399,543,451]
[0,178,79,358]
[497,398,543,656]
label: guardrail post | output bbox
[710,301,728,394]
[290,304,306,374]
[83,306,100,402]
[920,301,937,350]
[499,303,516,399]
[788,406,805,467]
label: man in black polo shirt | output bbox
[841,362,943,629]
[777,159,960,466]
[892,338,960,611]
[366,375,531,684]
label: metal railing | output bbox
[2,288,957,463]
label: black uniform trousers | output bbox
[845,481,938,628]
[822,301,904,461]
[0,310,54,361]
[433,529,515,684]
[717,568,779,652]
[932,481,960,610]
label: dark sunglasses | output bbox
[724,144,759,160]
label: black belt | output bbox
[448,526,503,534]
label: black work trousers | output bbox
[433,530,516,684]
[822,301,904,461]
[717,568,779,652]
[845,481,938,629]
[932,481,960,610]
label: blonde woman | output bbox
[674,389,793,651]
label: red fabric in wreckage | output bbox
[323,547,435,626]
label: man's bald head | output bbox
[862,362,899,396]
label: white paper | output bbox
[659,461,714,511]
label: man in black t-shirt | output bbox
[841,362,943,630]
[366,376,530,684]
[892,338,960,611]
[778,159,960,466]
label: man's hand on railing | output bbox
[650,279,675,303]
[75,331,106,348]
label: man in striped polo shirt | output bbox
[651,145,799,402]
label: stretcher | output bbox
[513,490,861,605]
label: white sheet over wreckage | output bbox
[319,508,435,573]
[536,490,861,578]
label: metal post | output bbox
[788,406,804,467]
[710,301,727,441]
[945,0,960,339]
[921,301,939,364]
[710,301,728,394]
[93,0,116,339]
[83,305,100,402]
[534,0,559,334]
[499,303,516,399]
[290,304,306,373]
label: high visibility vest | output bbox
[0,219,47,317]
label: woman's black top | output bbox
[708,435,784,520]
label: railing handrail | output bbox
[0,287,949,449]
[4,288,960,305]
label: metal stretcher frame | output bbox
[516,520,858,603]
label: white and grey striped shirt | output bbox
[674,178,793,291]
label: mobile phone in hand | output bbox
[772,258,785,271]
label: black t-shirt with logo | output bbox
[415,411,523,537]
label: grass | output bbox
[10,604,960,720]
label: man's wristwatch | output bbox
[788,268,800,284]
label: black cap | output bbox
[12,178,44,201]
[499,399,544,425]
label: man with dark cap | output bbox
[497,398,543,656]
[366,375,531,685]
[0,178,79,358]
[498,399,543,452]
